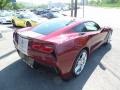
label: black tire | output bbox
[26,22,32,27]
[72,49,88,77]
[12,20,16,27]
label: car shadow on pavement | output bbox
[0,44,111,90]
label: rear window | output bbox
[32,18,73,35]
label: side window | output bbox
[73,23,87,32]
[84,22,100,31]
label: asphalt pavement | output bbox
[0,6,120,90]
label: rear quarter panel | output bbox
[55,33,89,75]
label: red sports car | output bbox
[13,18,112,79]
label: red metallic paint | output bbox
[13,19,113,79]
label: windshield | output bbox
[32,18,73,35]
[17,13,38,19]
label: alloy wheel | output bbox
[74,50,87,76]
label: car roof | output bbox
[38,17,92,27]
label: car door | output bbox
[84,21,103,52]
[73,21,102,52]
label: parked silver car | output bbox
[0,11,13,24]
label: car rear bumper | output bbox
[13,38,72,78]
[17,49,60,72]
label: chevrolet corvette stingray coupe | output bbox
[13,18,112,80]
[12,13,47,27]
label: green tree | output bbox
[4,2,12,9]
[0,0,11,10]
[12,3,25,10]
[102,0,120,3]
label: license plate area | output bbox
[18,36,28,55]
[19,51,34,68]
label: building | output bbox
[48,1,69,11]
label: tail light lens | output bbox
[31,42,54,53]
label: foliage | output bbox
[3,2,12,9]
[0,0,28,10]
[102,0,120,3]
[13,3,25,10]
[88,0,120,7]
[98,3,120,7]
[0,0,11,10]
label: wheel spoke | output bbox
[75,65,81,74]
[74,51,87,75]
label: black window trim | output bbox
[84,21,101,32]
[73,21,101,33]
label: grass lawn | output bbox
[89,3,120,8]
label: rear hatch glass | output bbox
[32,18,74,35]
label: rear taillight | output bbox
[31,43,53,53]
